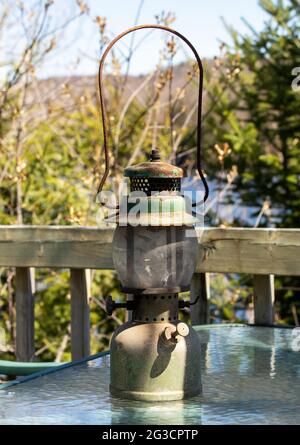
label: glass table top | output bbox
[0,325,299,425]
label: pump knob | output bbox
[176,322,189,338]
[164,322,189,344]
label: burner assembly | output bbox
[97,25,209,401]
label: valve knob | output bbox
[163,322,189,344]
[105,295,115,316]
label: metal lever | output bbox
[178,300,190,309]
[105,296,136,315]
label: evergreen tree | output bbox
[205,0,300,325]
[206,0,300,228]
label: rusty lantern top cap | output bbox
[124,162,183,179]
[124,149,183,179]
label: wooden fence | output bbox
[0,226,299,361]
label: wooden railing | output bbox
[0,226,299,362]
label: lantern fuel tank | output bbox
[110,318,201,401]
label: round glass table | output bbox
[0,325,299,425]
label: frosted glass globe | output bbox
[112,226,198,290]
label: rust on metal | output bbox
[124,161,183,178]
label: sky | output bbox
[5,0,271,78]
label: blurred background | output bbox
[0,0,299,362]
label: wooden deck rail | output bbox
[0,226,299,361]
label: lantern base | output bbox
[109,321,201,402]
[109,386,201,402]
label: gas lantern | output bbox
[97,25,209,401]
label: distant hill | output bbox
[34,60,214,119]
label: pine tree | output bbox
[207,0,300,228]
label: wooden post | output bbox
[15,267,35,361]
[253,274,275,325]
[190,273,210,325]
[70,269,90,360]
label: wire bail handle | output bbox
[97,24,209,203]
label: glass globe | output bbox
[112,225,198,291]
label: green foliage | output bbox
[34,270,71,361]
[207,0,300,228]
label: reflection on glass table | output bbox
[0,326,299,425]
